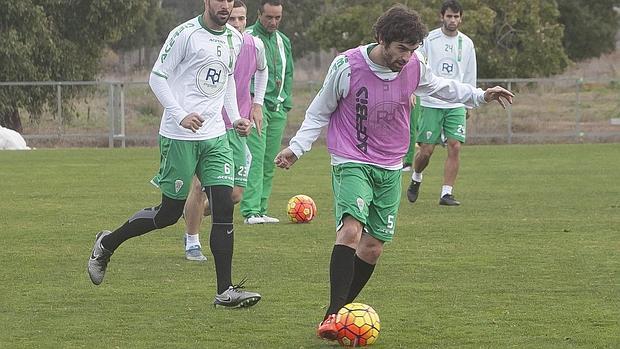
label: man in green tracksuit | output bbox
[241,0,294,224]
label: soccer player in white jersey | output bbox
[274,5,512,340]
[182,0,269,262]
[88,0,262,308]
[407,0,477,206]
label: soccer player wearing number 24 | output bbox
[407,0,478,206]
[274,4,513,340]
[88,0,261,309]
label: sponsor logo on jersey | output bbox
[373,100,401,137]
[196,59,228,98]
[355,87,369,153]
[160,23,195,63]
[436,57,459,79]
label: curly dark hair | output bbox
[373,4,428,47]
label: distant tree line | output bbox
[310,0,619,78]
[0,0,618,131]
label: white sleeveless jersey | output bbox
[152,16,242,140]
[419,28,477,109]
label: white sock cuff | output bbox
[186,233,201,248]
[441,185,453,197]
[412,172,423,182]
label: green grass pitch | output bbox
[0,143,618,348]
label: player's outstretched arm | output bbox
[274,147,298,170]
[483,86,514,109]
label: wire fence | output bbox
[1,77,619,148]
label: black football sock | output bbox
[325,244,356,319]
[101,195,184,252]
[210,226,233,294]
[345,254,376,304]
[205,185,234,294]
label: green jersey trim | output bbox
[226,29,234,70]
[159,22,196,63]
[275,32,286,103]
[366,43,378,56]
[152,70,168,79]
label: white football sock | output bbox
[441,185,453,197]
[412,171,423,182]
[185,233,201,249]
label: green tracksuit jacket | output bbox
[241,21,294,218]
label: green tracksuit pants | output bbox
[240,107,287,218]
[403,98,421,165]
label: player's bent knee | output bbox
[359,233,384,259]
[154,206,183,228]
[365,244,384,261]
[420,146,434,157]
[154,195,185,228]
[357,247,382,264]
[337,224,362,246]
[447,139,461,148]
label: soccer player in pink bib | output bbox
[274,5,513,340]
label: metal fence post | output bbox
[57,83,62,141]
[507,81,512,144]
[108,83,115,148]
[576,78,582,141]
[120,83,126,148]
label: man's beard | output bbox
[209,9,230,26]
[443,23,457,33]
[384,52,405,72]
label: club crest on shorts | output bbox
[175,179,184,193]
[356,197,365,212]
[426,131,433,140]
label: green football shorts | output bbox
[331,163,402,242]
[151,135,234,199]
[226,129,250,188]
[417,106,467,144]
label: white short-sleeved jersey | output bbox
[419,28,477,109]
[152,16,243,140]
